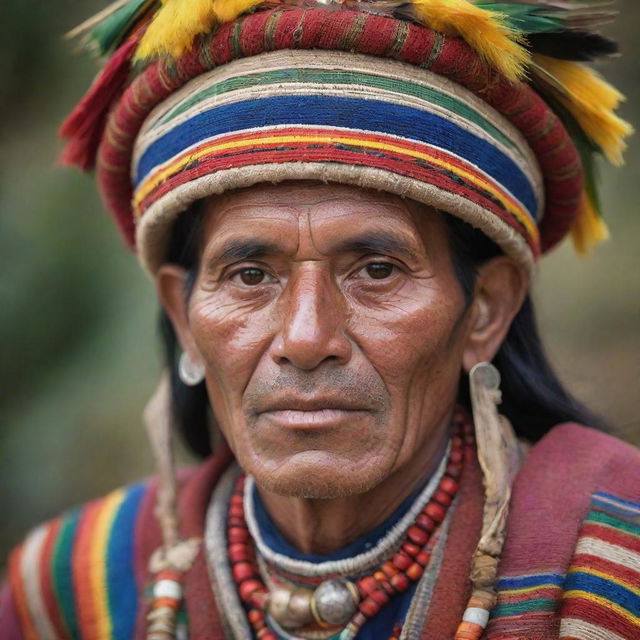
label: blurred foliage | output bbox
[0,0,638,567]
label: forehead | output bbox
[198,182,447,254]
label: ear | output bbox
[462,256,529,373]
[155,264,203,365]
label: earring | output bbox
[455,362,523,640]
[178,351,205,386]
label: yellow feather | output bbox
[571,191,610,255]
[136,0,216,60]
[212,0,263,23]
[135,0,263,60]
[410,0,529,82]
[533,55,634,167]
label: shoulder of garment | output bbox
[486,422,640,640]
[1,448,233,640]
[2,480,152,640]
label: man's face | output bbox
[181,183,473,498]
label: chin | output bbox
[248,450,393,500]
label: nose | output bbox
[271,265,352,370]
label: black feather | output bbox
[528,31,618,61]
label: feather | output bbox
[527,31,617,60]
[59,35,140,169]
[410,0,530,82]
[212,0,266,22]
[90,0,157,55]
[135,0,264,60]
[65,0,134,40]
[571,191,609,253]
[66,0,156,56]
[476,0,614,11]
[532,54,633,165]
[474,3,562,32]
[135,0,217,60]
[474,1,616,30]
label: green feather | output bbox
[478,3,563,31]
[88,0,156,55]
[474,1,615,34]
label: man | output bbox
[2,1,639,639]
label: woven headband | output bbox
[61,1,632,273]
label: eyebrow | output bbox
[333,232,420,260]
[210,231,419,265]
[214,240,281,262]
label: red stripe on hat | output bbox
[136,124,529,221]
[137,139,537,255]
[240,9,272,57]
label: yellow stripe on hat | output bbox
[133,130,539,242]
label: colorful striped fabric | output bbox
[131,50,544,273]
[8,484,147,640]
[487,572,565,636]
[560,492,640,639]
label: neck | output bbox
[256,421,451,556]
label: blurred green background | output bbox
[1,0,638,566]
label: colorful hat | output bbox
[61,0,632,273]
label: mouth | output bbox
[255,398,373,430]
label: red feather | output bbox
[58,34,140,170]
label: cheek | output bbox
[351,279,466,392]
[188,293,277,418]
[349,282,466,460]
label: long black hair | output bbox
[159,204,603,458]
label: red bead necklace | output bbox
[228,413,473,640]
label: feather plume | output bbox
[527,31,618,61]
[571,191,610,253]
[135,0,263,60]
[90,0,156,54]
[59,35,140,169]
[410,0,529,82]
[213,0,265,22]
[65,0,134,40]
[135,0,218,60]
[532,54,633,165]
[66,0,156,56]
[474,0,616,34]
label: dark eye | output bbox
[238,268,266,285]
[365,262,395,279]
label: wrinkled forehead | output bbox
[197,182,446,259]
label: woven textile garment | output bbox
[3,424,640,639]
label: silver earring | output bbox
[178,351,205,386]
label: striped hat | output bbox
[61,0,632,273]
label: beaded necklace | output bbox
[243,446,451,579]
[227,414,473,640]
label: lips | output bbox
[257,397,371,413]
[254,396,373,429]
